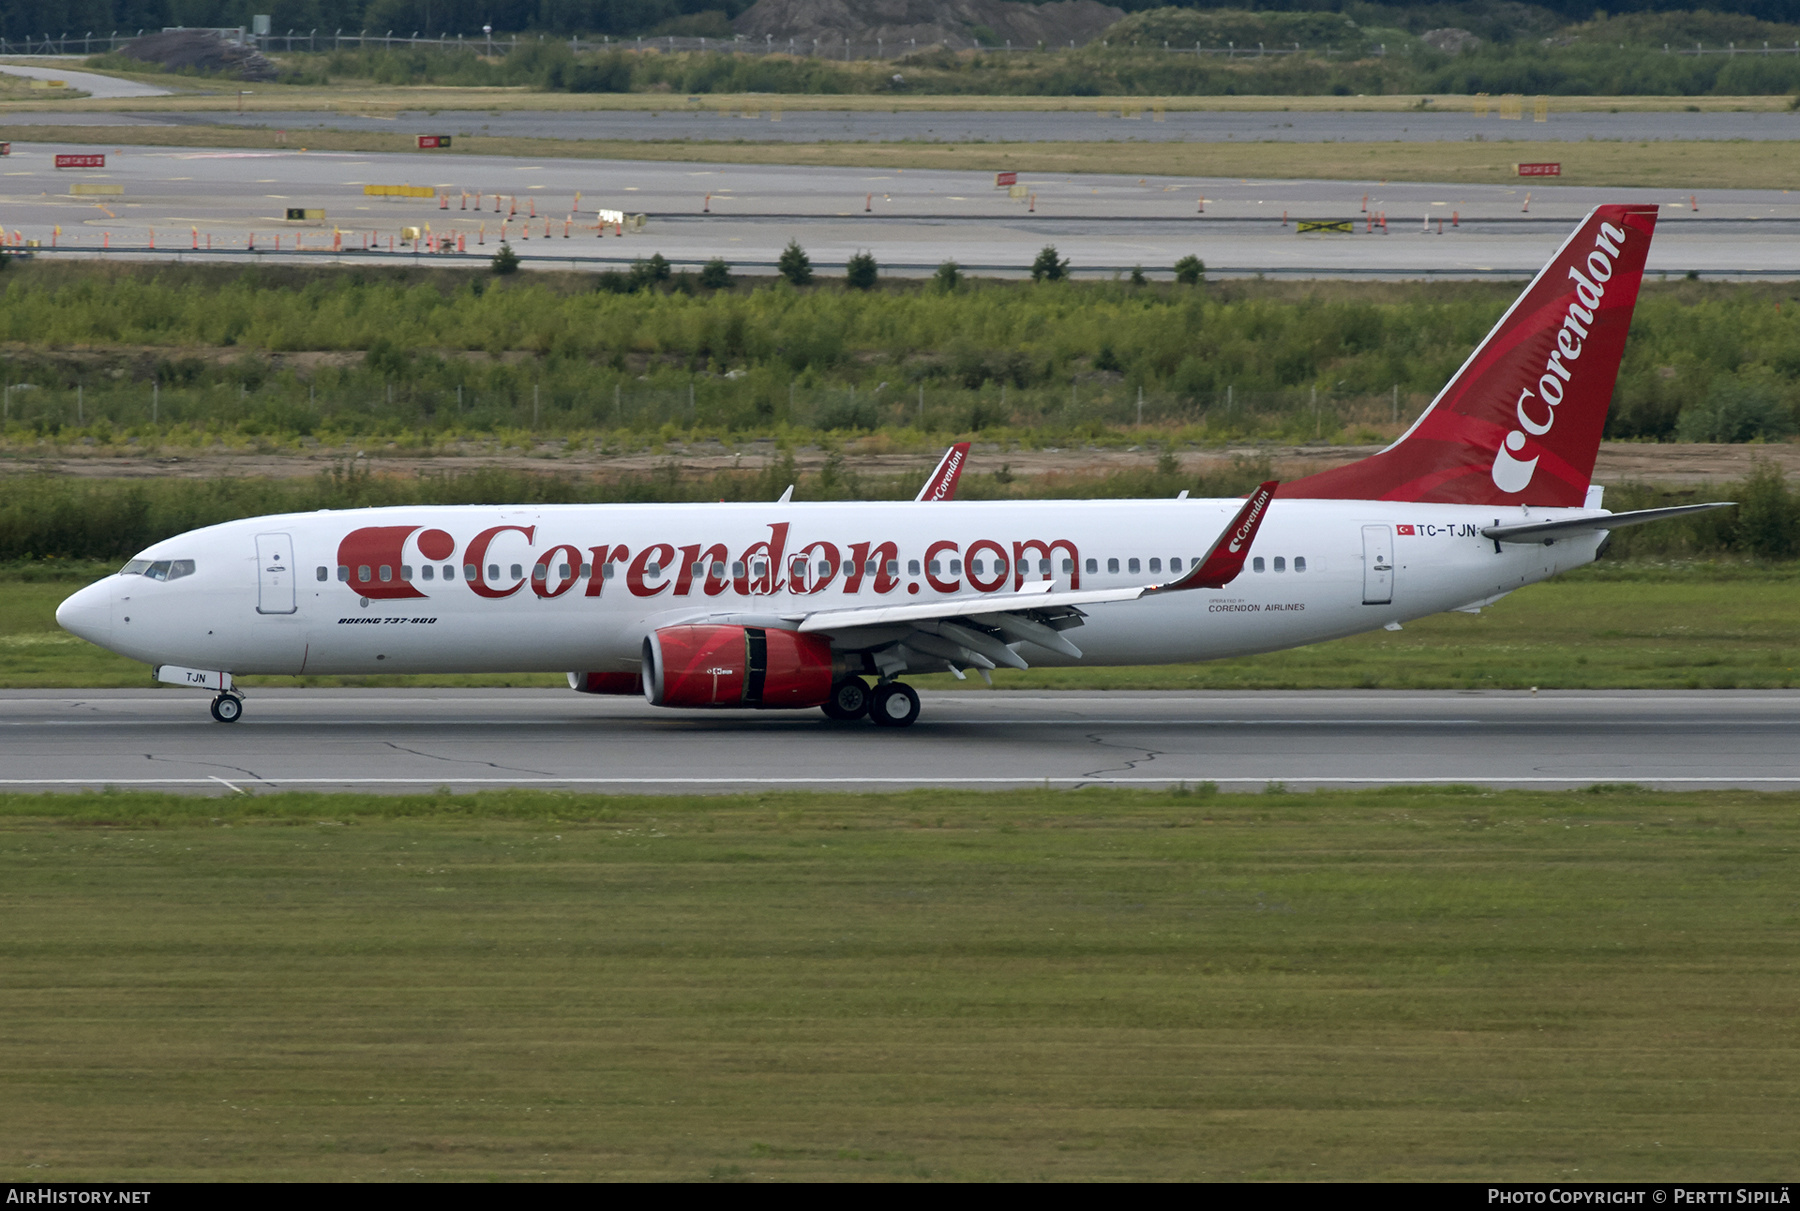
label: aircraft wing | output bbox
[1481,502,1733,544]
[914,443,972,502]
[783,482,1279,672]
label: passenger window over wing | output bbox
[1107,558,1119,573]
[1127,558,1140,574]
[1085,558,1097,574]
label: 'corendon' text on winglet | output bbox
[1152,480,1278,592]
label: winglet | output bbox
[915,442,972,502]
[1153,481,1278,592]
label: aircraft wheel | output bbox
[870,682,920,729]
[210,693,244,724]
[821,677,871,721]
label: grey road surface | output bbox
[1,142,1795,276]
[0,64,172,98]
[23,105,1800,143]
[0,689,1790,793]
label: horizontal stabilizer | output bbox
[1481,502,1734,544]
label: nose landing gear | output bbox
[210,692,245,724]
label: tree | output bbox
[778,240,813,286]
[1130,264,1148,286]
[699,257,732,290]
[934,260,962,292]
[845,250,879,291]
[490,241,520,275]
[1174,254,1205,285]
[1030,245,1069,282]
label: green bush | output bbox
[1031,246,1069,283]
[490,243,520,275]
[1174,255,1205,286]
[1674,373,1798,443]
[934,261,962,292]
[1734,461,1798,560]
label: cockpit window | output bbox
[132,559,196,582]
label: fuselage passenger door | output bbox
[1362,525,1395,606]
[256,532,298,615]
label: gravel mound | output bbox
[117,29,277,81]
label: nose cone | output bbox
[56,580,113,648]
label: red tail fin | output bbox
[915,442,971,502]
[1284,204,1658,507]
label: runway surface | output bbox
[2,142,1795,276]
[13,106,1800,143]
[0,688,1792,793]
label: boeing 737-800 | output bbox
[56,204,1727,726]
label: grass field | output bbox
[4,565,1796,690]
[1,785,1794,1180]
[12,122,1800,189]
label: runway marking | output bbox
[1,775,1797,787]
[0,717,1487,726]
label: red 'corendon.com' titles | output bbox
[336,522,1086,603]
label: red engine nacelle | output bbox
[567,671,644,695]
[643,625,838,709]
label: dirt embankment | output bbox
[0,441,1790,487]
[732,0,1123,51]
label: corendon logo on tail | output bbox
[1491,220,1629,495]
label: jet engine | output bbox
[642,625,845,709]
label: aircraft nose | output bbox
[56,580,113,647]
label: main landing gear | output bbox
[209,692,245,724]
[821,678,920,728]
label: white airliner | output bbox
[57,205,1726,726]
